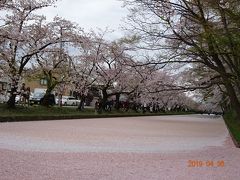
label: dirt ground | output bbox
[0,115,239,180]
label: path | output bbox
[0,115,239,179]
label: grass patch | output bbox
[0,104,94,116]
[0,103,195,122]
[224,110,240,147]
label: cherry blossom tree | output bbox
[109,64,147,110]
[32,17,85,106]
[0,0,68,108]
[67,31,142,111]
[123,0,240,121]
[83,33,131,109]
[34,48,70,106]
[93,39,151,110]
[135,69,194,112]
[69,36,99,110]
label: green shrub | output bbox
[224,110,240,147]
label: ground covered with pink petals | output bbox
[0,115,239,180]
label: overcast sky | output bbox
[39,0,129,39]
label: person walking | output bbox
[25,87,31,106]
[20,83,26,106]
[95,100,99,114]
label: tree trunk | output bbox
[41,90,50,107]
[41,71,58,107]
[7,79,19,109]
[224,80,240,122]
[7,92,17,108]
[102,89,108,111]
[78,95,85,111]
[41,89,55,107]
[115,93,120,110]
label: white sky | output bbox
[39,0,129,39]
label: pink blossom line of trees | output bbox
[122,0,240,121]
[0,0,229,116]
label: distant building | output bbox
[25,77,48,92]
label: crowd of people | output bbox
[94,99,188,114]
